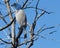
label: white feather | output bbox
[15,9,26,27]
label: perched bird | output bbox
[11,3,27,44]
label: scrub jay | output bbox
[11,3,27,44]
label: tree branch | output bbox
[0,17,15,31]
[0,38,11,44]
[24,6,53,14]
[4,0,15,46]
[36,24,60,36]
[0,13,7,24]
[25,0,34,7]
[18,36,38,47]
[22,0,29,8]
[28,0,40,48]
[15,26,23,47]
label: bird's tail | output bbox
[24,29,27,45]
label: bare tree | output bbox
[0,0,60,48]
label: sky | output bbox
[0,0,60,48]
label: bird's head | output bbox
[11,3,21,10]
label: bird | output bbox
[11,3,27,44]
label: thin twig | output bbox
[25,0,34,7]
[41,26,55,32]
[18,36,38,47]
[0,38,11,44]
[36,24,46,35]
[24,6,53,14]
[49,31,56,34]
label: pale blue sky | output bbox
[0,0,60,48]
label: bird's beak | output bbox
[11,4,15,7]
[11,3,16,6]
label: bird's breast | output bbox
[15,10,26,26]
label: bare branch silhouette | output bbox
[0,38,11,44]
[0,17,15,31]
[0,0,59,48]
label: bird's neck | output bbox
[15,9,23,13]
[15,10,19,14]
